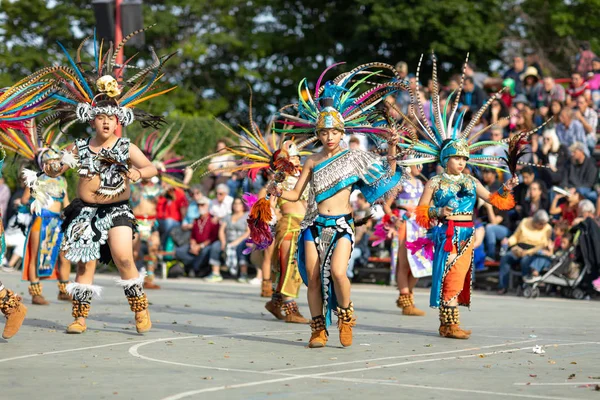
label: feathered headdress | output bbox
[191,93,313,252]
[136,124,190,188]
[28,25,176,131]
[274,62,407,143]
[396,53,548,174]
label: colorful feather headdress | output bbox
[0,120,72,171]
[136,124,190,188]
[274,62,407,142]
[0,77,57,135]
[396,54,548,174]
[28,25,176,131]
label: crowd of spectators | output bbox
[1,48,600,294]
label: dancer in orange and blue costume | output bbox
[396,55,543,339]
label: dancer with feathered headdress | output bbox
[396,54,544,339]
[267,62,407,348]
[0,71,60,339]
[0,122,74,305]
[40,26,175,335]
[192,94,312,324]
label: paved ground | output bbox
[1,271,599,400]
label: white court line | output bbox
[157,341,600,400]
[0,329,304,365]
[515,382,600,386]
[317,376,583,400]
[273,339,538,372]
[0,339,150,363]
[160,376,306,400]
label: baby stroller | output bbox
[520,224,590,300]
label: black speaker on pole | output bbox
[121,0,145,47]
[92,0,115,43]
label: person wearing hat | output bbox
[521,66,542,105]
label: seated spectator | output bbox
[206,197,251,283]
[497,210,553,293]
[535,77,566,109]
[573,95,598,153]
[209,184,234,220]
[481,168,502,193]
[567,71,591,106]
[482,127,508,158]
[201,139,235,195]
[522,66,542,105]
[460,76,488,114]
[157,183,189,246]
[561,142,598,202]
[483,100,510,135]
[588,57,600,108]
[174,198,220,277]
[518,180,550,220]
[549,188,583,225]
[483,202,515,260]
[513,166,535,210]
[535,128,570,188]
[556,109,588,155]
[552,220,570,251]
[181,185,206,230]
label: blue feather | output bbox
[94,28,98,72]
[50,93,78,105]
[56,40,94,99]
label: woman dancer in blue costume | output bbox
[397,55,539,339]
[269,63,407,348]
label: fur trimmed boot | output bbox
[29,282,49,305]
[336,302,356,347]
[57,281,72,302]
[66,283,102,334]
[282,300,309,324]
[0,287,27,339]
[261,279,273,298]
[308,315,328,348]
[265,293,285,320]
[117,273,151,334]
[438,305,471,339]
[396,292,425,316]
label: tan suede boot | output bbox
[282,300,309,324]
[439,305,470,339]
[66,300,89,334]
[308,315,328,348]
[337,302,356,347]
[29,282,49,305]
[265,293,285,320]
[396,293,426,316]
[1,289,27,339]
[128,293,152,333]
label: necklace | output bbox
[443,172,462,181]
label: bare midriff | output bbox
[77,175,131,204]
[133,196,156,217]
[46,199,63,214]
[446,214,473,222]
[316,187,353,216]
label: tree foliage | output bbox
[0,0,507,126]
